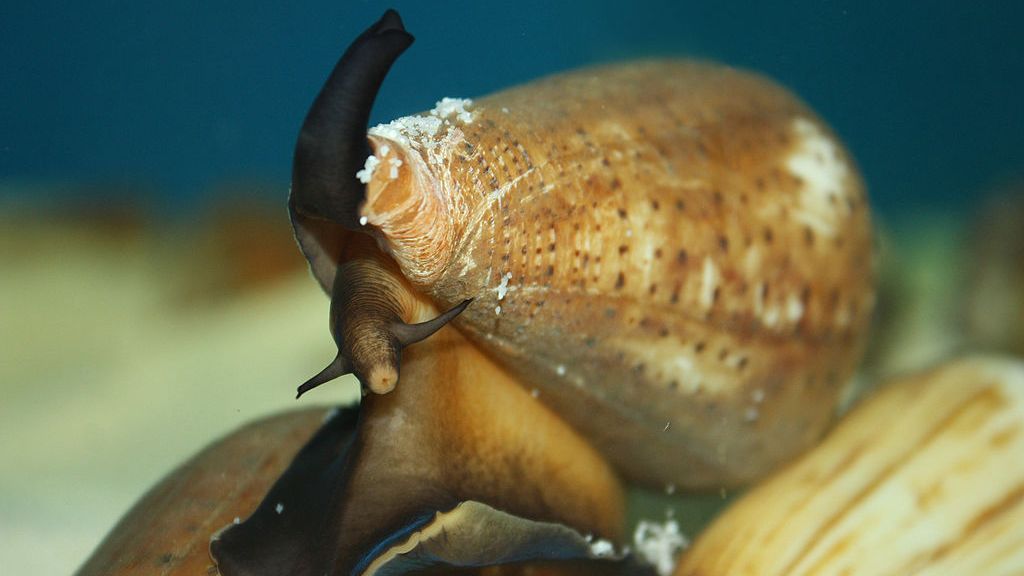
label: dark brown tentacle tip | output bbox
[296,354,352,399]
[390,298,473,347]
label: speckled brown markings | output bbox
[361,60,875,489]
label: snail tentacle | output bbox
[295,353,351,398]
[291,8,414,230]
[390,298,473,347]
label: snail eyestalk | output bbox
[290,8,414,230]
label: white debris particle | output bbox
[556,364,567,376]
[501,107,510,114]
[664,483,676,495]
[399,114,443,136]
[753,282,766,316]
[786,293,805,323]
[663,421,671,432]
[388,157,403,179]
[531,388,540,398]
[275,502,284,515]
[633,519,688,576]
[369,114,444,146]
[699,257,719,310]
[359,216,368,226]
[625,229,633,237]
[355,154,380,183]
[744,406,760,422]
[494,305,502,316]
[590,538,616,558]
[751,388,765,404]
[496,272,513,300]
[743,246,762,274]
[368,122,405,143]
[431,97,474,123]
[233,516,241,525]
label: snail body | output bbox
[213,307,629,576]
[292,11,875,489]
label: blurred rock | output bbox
[174,181,309,305]
[963,182,1024,356]
[851,213,966,403]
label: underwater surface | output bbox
[1,1,1022,575]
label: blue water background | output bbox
[2,1,1021,218]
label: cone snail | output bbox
[76,9,880,576]
[289,9,875,490]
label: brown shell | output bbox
[674,355,1024,575]
[361,60,875,488]
[75,409,326,575]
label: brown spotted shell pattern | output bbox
[353,60,875,489]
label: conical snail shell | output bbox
[291,14,875,488]
[352,61,875,489]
